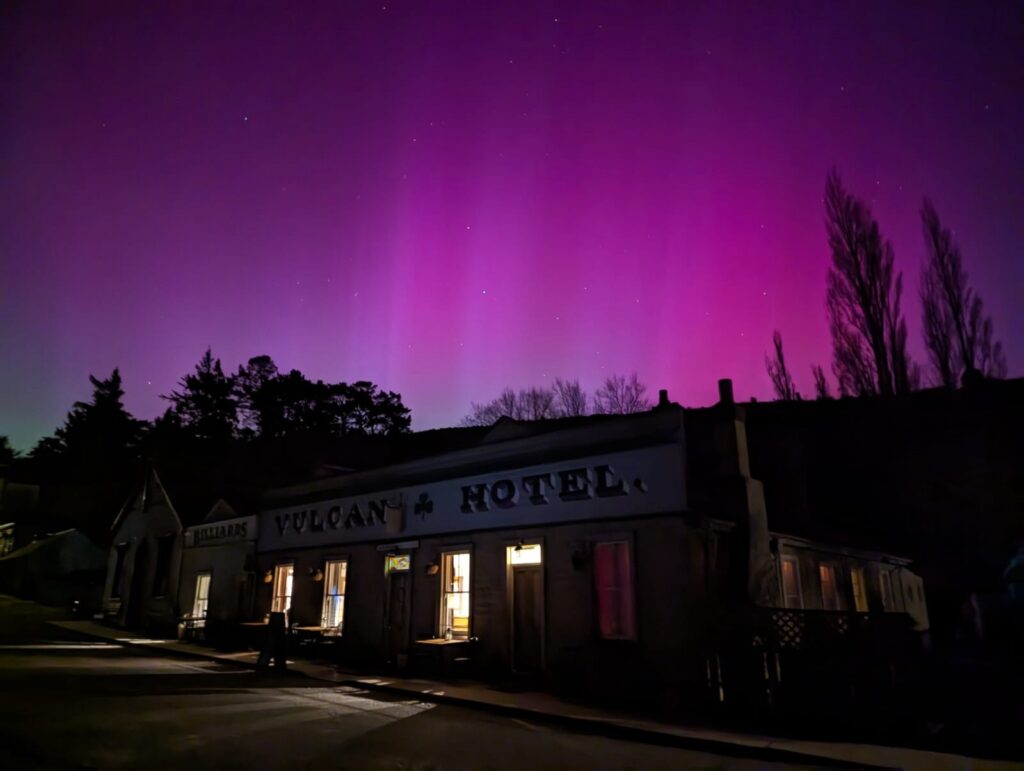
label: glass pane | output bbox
[192,573,211,617]
[441,552,471,638]
[782,558,801,608]
[508,544,542,565]
[322,595,345,629]
[272,564,294,614]
[819,564,837,610]
[594,542,636,639]
[851,568,868,612]
[325,560,347,594]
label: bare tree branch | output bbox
[552,378,588,417]
[594,373,650,414]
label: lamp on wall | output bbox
[425,561,439,576]
[262,569,273,584]
[310,567,324,582]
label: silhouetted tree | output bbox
[462,386,557,425]
[920,200,1007,387]
[464,373,653,426]
[234,355,281,436]
[594,373,650,414]
[824,169,915,396]
[765,331,798,400]
[333,381,412,435]
[32,369,145,464]
[552,378,588,417]
[237,370,412,438]
[811,364,831,400]
[24,369,146,538]
[0,436,18,465]
[163,348,238,444]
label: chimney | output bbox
[718,378,734,405]
[709,378,776,606]
[658,389,669,408]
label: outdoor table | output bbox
[412,638,473,676]
[239,620,269,651]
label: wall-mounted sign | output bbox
[385,554,411,573]
[185,515,258,548]
[259,444,684,552]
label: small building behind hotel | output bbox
[178,500,259,641]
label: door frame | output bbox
[383,554,413,663]
[505,539,546,673]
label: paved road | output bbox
[0,597,819,770]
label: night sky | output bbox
[2,1,1021,450]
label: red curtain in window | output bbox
[594,542,636,639]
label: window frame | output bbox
[320,558,348,633]
[271,562,294,616]
[818,562,840,611]
[439,550,472,639]
[192,571,212,621]
[879,567,895,612]
[592,539,638,641]
[780,555,803,609]
[850,567,869,612]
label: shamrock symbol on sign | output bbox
[414,493,433,518]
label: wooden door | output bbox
[512,566,543,672]
[385,571,410,663]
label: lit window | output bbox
[819,564,839,610]
[385,554,410,573]
[440,552,471,638]
[320,559,347,632]
[593,541,637,640]
[850,567,868,612]
[192,572,211,621]
[781,556,802,608]
[271,563,294,616]
[508,543,542,565]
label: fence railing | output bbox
[707,607,922,727]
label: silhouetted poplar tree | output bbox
[765,331,798,400]
[811,364,831,400]
[824,169,915,396]
[920,200,1007,386]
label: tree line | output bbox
[0,352,411,537]
[22,349,411,466]
[765,169,1007,401]
[462,373,651,426]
